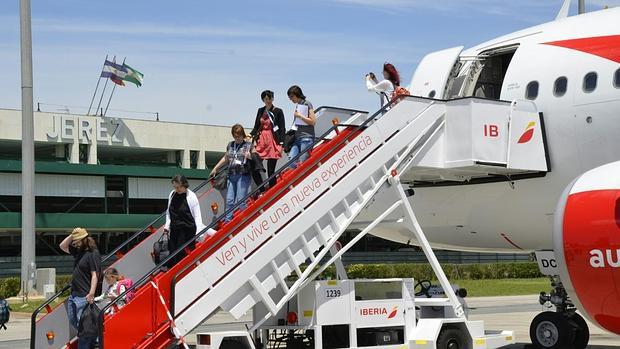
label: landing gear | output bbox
[530,312,573,348]
[529,276,589,349]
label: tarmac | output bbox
[2,295,619,348]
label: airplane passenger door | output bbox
[408,46,463,99]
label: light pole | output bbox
[20,0,37,296]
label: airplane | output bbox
[351,1,620,348]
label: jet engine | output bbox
[554,160,620,335]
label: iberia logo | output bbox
[359,306,399,319]
[387,306,398,319]
[517,122,536,144]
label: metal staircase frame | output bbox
[168,99,455,339]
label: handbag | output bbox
[212,164,228,191]
[283,129,296,153]
[151,231,170,265]
[78,303,100,338]
[249,152,265,174]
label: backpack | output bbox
[391,86,410,104]
[0,298,10,330]
[78,303,100,338]
[152,231,170,265]
[283,129,296,153]
[116,279,135,302]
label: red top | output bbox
[255,113,282,159]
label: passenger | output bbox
[250,90,286,190]
[287,85,316,169]
[210,125,253,222]
[365,62,408,106]
[94,268,134,313]
[59,227,102,349]
[164,175,206,268]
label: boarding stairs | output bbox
[32,97,547,349]
[29,106,368,349]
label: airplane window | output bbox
[583,72,597,93]
[553,77,567,97]
[614,68,620,88]
[525,81,539,100]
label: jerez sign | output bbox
[46,115,123,144]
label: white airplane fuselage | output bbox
[357,8,620,253]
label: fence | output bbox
[341,251,530,265]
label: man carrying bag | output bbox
[59,228,102,349]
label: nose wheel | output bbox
[529,312,589,349]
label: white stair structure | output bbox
[88,96,546,349]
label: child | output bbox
[95,268,134,312]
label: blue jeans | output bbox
[67,295,97,349]
[288,137,313,169]
[225,173,251,222]
[68,295,87,331]
[78,336,96,349]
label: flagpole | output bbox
[87,54,107,115]
[95,55,115,116]
[104,57,125,116]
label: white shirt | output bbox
[366,77,395,100]
[95,281,126,304]
[164,189,206,235]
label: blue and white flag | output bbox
[100,60,127,86]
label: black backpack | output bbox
[152,232,170,265]
[0,298,11,330]
[78,303,100,338]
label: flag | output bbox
[122,64,144,87]
[110,76,125,86]
[100,60,126,86]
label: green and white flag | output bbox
[122,63,144,87]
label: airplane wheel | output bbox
[530,312,574,348]
[567,313,590,349]
[437,328,468,349]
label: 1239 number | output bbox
[325,289,341,298]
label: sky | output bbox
[1,0,618,127]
